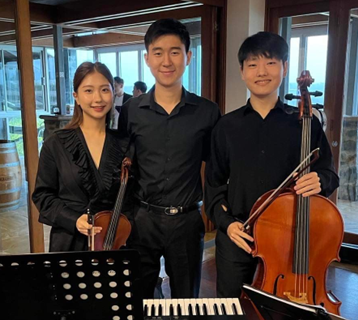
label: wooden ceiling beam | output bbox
[72,32,144,48]
[0,0,55,24]
[32,36,74,48]
[181,0,224,6]
[96,5,203,30]
[0,27,78,44]
[55,0,195,24]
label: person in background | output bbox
[32,62,131,252]
[119,18,221,298]
[111,76,132,129]
[133,81,148,97]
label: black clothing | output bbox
[205,98,339,297]
[129,204,204,298]
[115,92,132,114]
[119,87,221,207]
[119,86,221,298]
[32,128,127,252]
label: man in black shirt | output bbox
[119,19,221,298]
[205,32,339,298]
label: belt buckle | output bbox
[165,206,179,215]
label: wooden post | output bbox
[14,0,44,252]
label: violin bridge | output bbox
[283,292,309,304]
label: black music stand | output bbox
[242,284,346,320]
[0,250,143,320]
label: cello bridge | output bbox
[283,292,308,304]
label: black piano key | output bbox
[188,304,193,316]
[203,304,208,316]
[143,305,148,317]
[232,302,238,315]
[151,304,156,317]
[158,304,163,316]
[177,304,182,317]
[169,304,174,316]
[195,303,201,315]
[213,303,219,315]
[221,303,227,315]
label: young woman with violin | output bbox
[32,62,132,252]
[205,32,339,299]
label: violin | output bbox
[88,157,132,251]
[243,71,344,315]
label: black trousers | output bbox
[216,229,257,298]
[128,204,205,298]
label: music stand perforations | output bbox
[0,250,143,320]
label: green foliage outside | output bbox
[8,118,44,156]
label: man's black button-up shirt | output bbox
[119,87,221,207]
[205,98,339,234]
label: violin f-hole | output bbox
[273,274,285,295]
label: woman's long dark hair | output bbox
[66,62,114,129]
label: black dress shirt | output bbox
[32,128,129,252]
[205,99,339,234]
[119,87,221,207]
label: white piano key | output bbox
[219,298,231,315]
[172,299,179,316]
[195,298,204,315]
[153,299,161,316]
[163,299,170,316]
[177,298,185,316]
[205,298,215,315]
[188,299,196,315]
[145,299,154,317]
[184,299,192,316]
[214,298,224,315]
[232,297,243,315]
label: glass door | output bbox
[338,7,358,241]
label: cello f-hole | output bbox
[273,274,285,295]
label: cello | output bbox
[243,71,344,315]
[88,157,132,251]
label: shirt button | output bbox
[261,150,265,154]
[166,157,171,162]
[166,177,169,181]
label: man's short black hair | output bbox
[114,76,124,84]
[134,81,147,93]
[145,18,190,53]
[238,32,288,68]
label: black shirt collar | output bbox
[138,86,198,115]
[243,97,285,116]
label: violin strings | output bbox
[104,176,127,250]
[105,182,126,250]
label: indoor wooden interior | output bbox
[0,0,358,319]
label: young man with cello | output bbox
[205,32,339,298]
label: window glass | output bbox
[119,51,139,94]
[4,50,20,111]
[306,35,328,105]
[98,52,116,77]
[288,37,300,96]
[46,49,57,112]
[0,51,5,112]
[142,50,155,91]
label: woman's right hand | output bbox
[76,214,102,236]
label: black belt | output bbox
[136,199,203,215]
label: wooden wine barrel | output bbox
[0,140,22,212]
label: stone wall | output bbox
[339,116,358,201]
